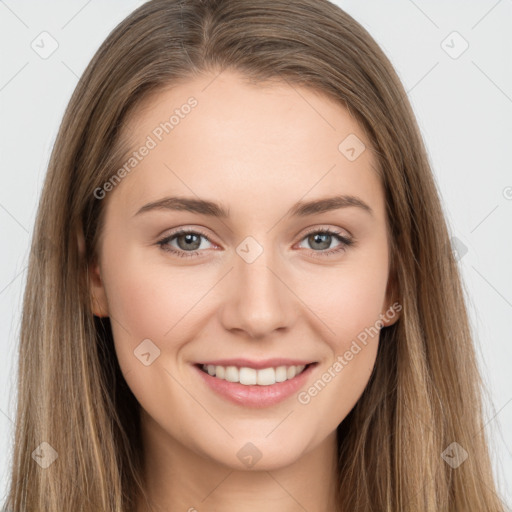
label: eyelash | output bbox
[156,227,354,259]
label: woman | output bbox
[4,0,506,510]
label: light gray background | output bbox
[0,0,511,507]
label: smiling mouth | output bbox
[197,363,313,386]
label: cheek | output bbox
[294,255,389,353]
[102,240,205,330]
[99,245,176,360]
[290,250,388,415]
[331,270,387,345]
[100,243,223,375]
[293,276,384,430]
[99,247,205,414]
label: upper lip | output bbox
[195,358,316,369]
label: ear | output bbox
[77,227,109,318]
[380,265,401,328]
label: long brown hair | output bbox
[4,0,506,510]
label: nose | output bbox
[218,242,298,340]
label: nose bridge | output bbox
[219,234,296,338]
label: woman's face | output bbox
[89,70,398,470]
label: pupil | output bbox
[310,233,330,250]
[179,233,200,250]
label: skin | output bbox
[88,70,400,512]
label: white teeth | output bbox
[256,367,275,386]
[216,366,225,379]
[201,363,308,386]
[275,366,287,382]
[239,367,257,385]
[225,366,239,382]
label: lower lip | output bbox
[194,364,317,408]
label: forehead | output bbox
[110,70,385,222]
[125,70,366,151]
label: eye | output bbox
[157,228,215,258]
[157,226,354,259]
[297,227,354,257]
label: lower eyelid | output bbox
[158,229,352,257]
[159,231,214,252]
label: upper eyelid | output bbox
[301,225,351,238]
[159,225,351,248]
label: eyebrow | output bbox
[134,194,374,218]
